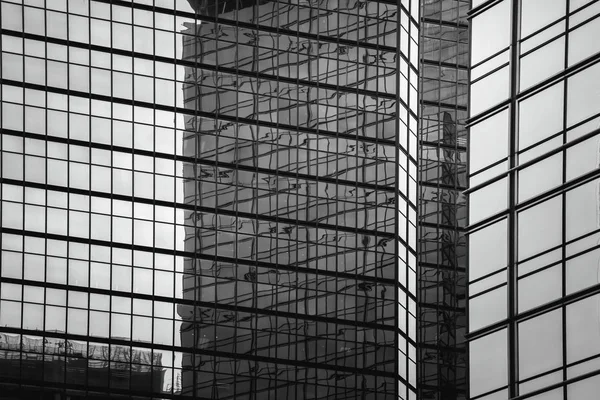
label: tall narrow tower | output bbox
[418,0,469,399]
[177,0,421,398]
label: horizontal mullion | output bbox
[0,29,398,101]
[100,0,419,48]
[0,77,399,148]
[0,226,398,289]
[0,325,399,380]
[0,127,397,195]
[0,277,397,335]
[0,176,396,240]
[421,99,467,111]
[467,281,600,341]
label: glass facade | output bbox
[468,0,600,398]
[418,0,469,399]
[0,0,418,399]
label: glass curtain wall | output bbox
[468,0,600,398]
[0,0,419,399]
[418,1,469,399]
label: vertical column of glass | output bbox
[417,0,469,398]
[181,0,416,398]
[469,0,600,398]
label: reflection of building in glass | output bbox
[0,1,193,398]
[417,1,469,399]
[178,0,419,398]
[0,334,163,399]
[468,1,600,398]
[0,0,418,399]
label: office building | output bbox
[0,0,419,399]
[418,0,469,399]
[468,0,600,398]
[178,0,418,397]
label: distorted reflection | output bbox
[0,0,416,398]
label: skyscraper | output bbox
[467,0,600,398]
[418,0,468,399]
[0,0,419,399]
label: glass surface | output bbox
[518,196,562,260]
[570,0,595,11]
[471,0,511,65]
[518,153,563,202]
[470,219,508,281]
[566,247,600,294]
[470,109,510,174]
[567,294,600,363]
[518,309,563,380]
[471,160,509,187]
[470,178,509,224]
[567,61,600,127]
[470,329,508,397]
[568,375,600,398]
[471,65,510,116]
[568,11,600,66]
[0,0,414,398]
[418,2,469,397]
[520,37,565,91]
[566,134,600,181]
[520,0,566,38]
[470,285,507,331]
[520,371,563,396]
[518,83,564,150]
[518,264,562,312]
[566,178,600,241]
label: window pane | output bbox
[520,37,565,90]
[568,374,600,398]
[521,0,566,38]
[471,65,510,116]
[518,153,563,202]
[470,109,510,174]
[567,294,600,364]
[567,61,600,127]
[470,329,508,397]
[470,178,508,224]
[518,196,562,260]
[470,285,507,331]
[519,309,563,380]
[566,179,600,241]
[518,265,562,312]
[472,0,511,65]
[568,15,600,66]
[566,248,600,294]
[519,83,564,150]
[470,219,508,281]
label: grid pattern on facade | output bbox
[418,0,469,399]
[0,0,418,399]
[468,0,600,398]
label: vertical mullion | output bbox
[508,0,521,397]
[562,0,570,398]
[272,2,280,397]
[19,3,27,396]
[293,4,300,396]
[57,0,66,394]
[39,0,48,388]
[313,2,319,398]
[354,4,360,397]
[149,1,159,393]
[335,4,341,399]
[394,3,402,399]
[373,2,381,392]
[85,5,93,395]
[233,3,240,397]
